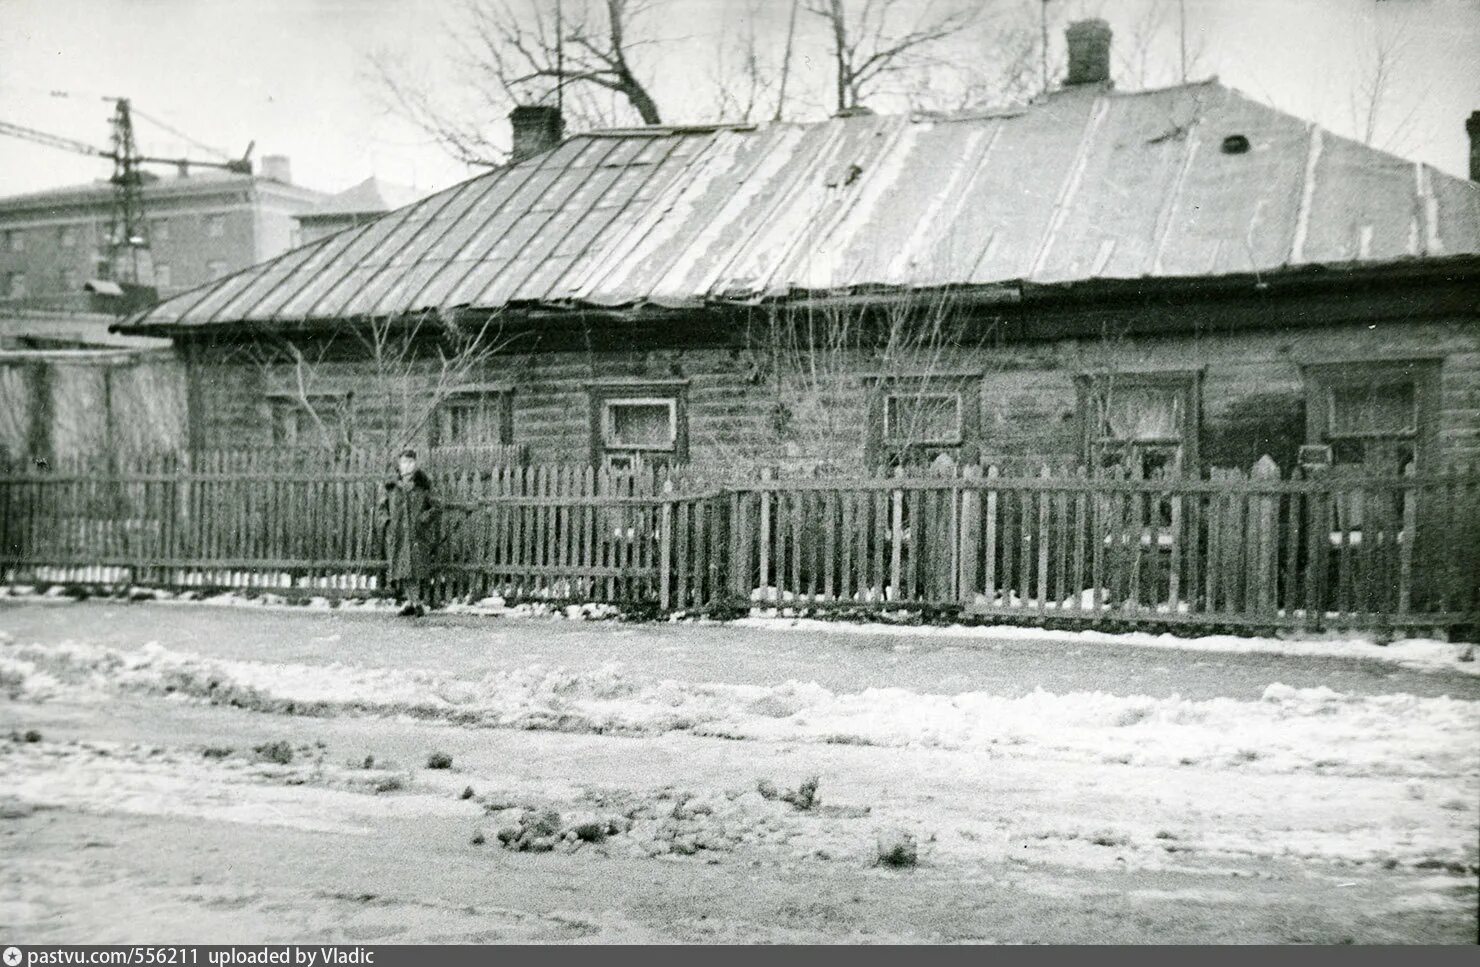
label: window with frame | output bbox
[6,230,22,252]
[586,380,688,472]
[151,218,170,242]
[1078,372,1200,479]
[60,268,79,292]
[268,392,352,447]
[866,373,981,469]
[154,264,172,289]
[206,215,226,238]
[59,225,77,248]
[1304,360,1436,475]
[5,272,26,299]
[433,385,513,447]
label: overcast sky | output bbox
[1,0,1477,201]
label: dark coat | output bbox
[377,470,437,582]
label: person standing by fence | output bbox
[377,448,438,616]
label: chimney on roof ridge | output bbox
[1064,19,1113,88]
[260,155,292,184]
[510,105,564,163]
[1467,111,1480,182]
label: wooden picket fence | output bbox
[1,451,1477,635]
[728,461,1480,633]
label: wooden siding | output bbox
[186,314,1480,472]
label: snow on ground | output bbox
[4,581,1471,676]
[4,636,1475,783]
[2,604,1476,941]
[736,616,1478,676]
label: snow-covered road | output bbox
[1,600,1476,942]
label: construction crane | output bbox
[0,97,255,287]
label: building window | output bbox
[5,230,22,252]
[434,385,513,446]
[154,264,172,288]
[865,372,982,468]
[206,214,226,238]
[5,272,26,299]
[1077,371,1201,478]
[268,392,352,447]
[206,260,228,281]
[586,379,688,471]
[1303,359,1438,474]
[59,225,77,248]
[150,218,170,242]
[60,268,80,291]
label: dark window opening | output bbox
[865,373,982,470]
[1078,373,1200,480]
[434,386,513,447]
[1304,360,1437,476]
[586,380,688,472]
[268,392,351,448]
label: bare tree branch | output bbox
[804,0,983,114]
[371,0,668,166]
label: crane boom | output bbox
[0,119,108,158]
[0,102,257,291]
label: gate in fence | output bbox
[2,451,1477,634]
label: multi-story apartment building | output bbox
[0,155,326,311]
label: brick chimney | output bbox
[1467,111,1480,182]
[509,105,564,163]
[260,155,292,184]
[1064,19,1113,87]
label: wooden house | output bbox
[115,23,1480,481]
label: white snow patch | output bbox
[5,639,1476,782]
[733,616,1478,676]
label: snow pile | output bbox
[5,639,1476,779]
[735,616,1478,676]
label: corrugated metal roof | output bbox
[124,81,1480,332]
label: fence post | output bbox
[758,467,773,603]
[890,465,905,603]
[958,464,981,605]
[1304,472,1327,633]
[1252,455,1280,617]
[658,478,674,612]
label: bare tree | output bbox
[904,9,1045,114]
[804,0,983,114]
[241,312,519,459]
[371,0,668,166]
[708,0,780,123]
[1115,0,1207,89]
[1347,14,1423,154]
[700,290,990,476]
